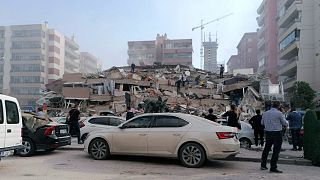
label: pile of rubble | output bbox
[43,64,283,118]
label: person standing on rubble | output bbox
[131,63,136,73]
[220,65,224,78]
[125,92,131,109]
[175,78,181,93]
[205,108,218,122]
[249,109,265,147]
[66,104,82,144]
[221,104,241,129]
[126,107,134,121]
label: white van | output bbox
[0,94,23,159]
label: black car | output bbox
[17,113,71,157]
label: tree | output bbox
[289,81,316,110]
[303,110,320,165]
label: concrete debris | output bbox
[40,64,283,118]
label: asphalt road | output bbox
[0,149,319,180]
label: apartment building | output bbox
[80,52,98,74]
[64,36,80,73]
[203,37,218,73]
[277,0,320,92]
[0,23,81,110]
[227,33,258,74]
[257,0,278,83]
[128,34,192,66]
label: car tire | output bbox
[81,133,88,142]
[240,138,252,149]
[179,143,206,168]
[45,148,56,152]
[17,138,35,157]
[89,138,110,160]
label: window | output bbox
[152,116,189,128]
[89,117,110,125]
[247,38,252,43]
[12,53,43,61]
[0,101,3,124]
[12,41,41,49]
[110,118,123,126]
[122,116,152,128]
[11,64,45,72]
[12,30,41,37]
[11,87,42,95]
[279,30,300,51]
[5,101,19,124]
[11,76,44,83]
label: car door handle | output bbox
[7,129,11,133]
[173,133,181,136]
[139,134,147,136]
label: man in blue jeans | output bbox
[286,106,303,151]
[261,101,288,173]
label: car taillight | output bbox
[44,126,55,136]
[79,121,85,128]
[216,132,235,139]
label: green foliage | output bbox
[289,81,316,110]
[303,110,320,165]
[144,98,168,113]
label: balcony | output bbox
[257,15,265,27]
[257,0,266,14]
[257,26,265,39]
[279,38,299,60]
[278,19,301,43]
[257,37,266,50]
[278,57,297,76]
[283,76,297,90]
[278,0,302,28]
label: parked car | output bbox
[0,95,23,160]
[216,119,254,148]
[16,113,71,157]
[80,116,125,141]
[84,113,240,168]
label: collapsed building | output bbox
[42,64,284,118]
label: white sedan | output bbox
[84,113,240,168]
[80,116,125,141]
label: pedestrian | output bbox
[125,92,131,109]
[182,72,188,87]
[219,65,224,78]
[66,104,82,144]
[36,107,45,118]
[205,108,218,122]
[260,101,288,173]
[249,110,265,147]
[286,106,303,151]
[195,75,200,85]
[126,107,134,121]
[175,78,181,93]
[131,63,136,73]
[221,104,241,129]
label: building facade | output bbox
[277,0,320,92]
[203,38,218,73]
[0,24,81,110]
[128,34,192,66]
[227,55,240,73]
[227,33,258,74]
[80,52,98,74]
[257,0,278,83]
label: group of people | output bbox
[204,101,303,173]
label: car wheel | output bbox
[240,138,251,149]
[45,148,56,152]
[89,138,110,160]
[81,133,88,142]
[18,138,35,157]
[179,143,206,168]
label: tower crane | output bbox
[192,13,233,69]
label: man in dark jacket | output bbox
[205,108,218,122]
[67,104,82,144]
[249,110,264,147]
[286,106,303,151]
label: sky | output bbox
[0,0,262,69]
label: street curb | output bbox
[225,157,313,166]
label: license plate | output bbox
[0,150,14,157]
[60,129,67,134]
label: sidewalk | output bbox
[231,141,312,166]
[58,138,84,150]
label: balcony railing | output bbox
[278,0,302,28]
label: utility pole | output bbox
[192,13,233,69]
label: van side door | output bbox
[4,100,22,148]
[0,100,4,149]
